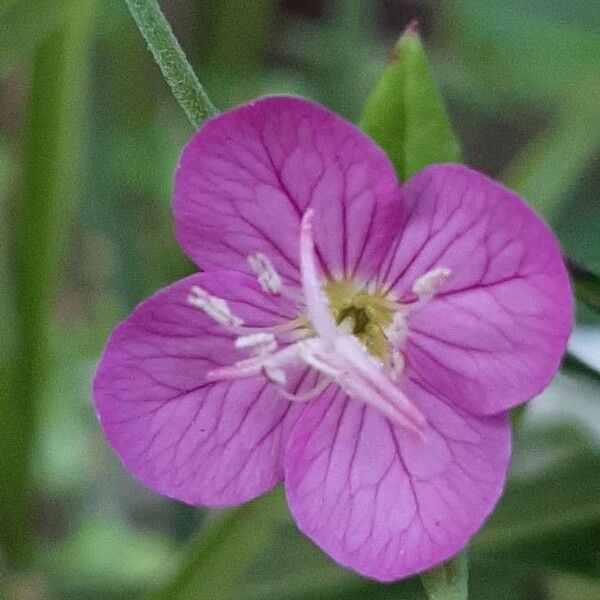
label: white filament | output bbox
[385,311,408,345]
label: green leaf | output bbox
[503,98,600,223]
[475,446,600,576]
[568,259,600,315]
[562,353,600,385]
[454,1,600,103]
[421,553,468,600]
[547,572,600,600]
[147,489,286,600]
[0,0,79,79]
[359,22,460,181]
[233,516,424,600]
[1,0,95,568]
[49,517,178,593]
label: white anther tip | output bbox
[412,266,452,297]
[248,252,282,294]
[187,285,244,327]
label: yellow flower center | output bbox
[325,280,396,360]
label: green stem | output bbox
[148,489,284,599]
[124,0,218,128]
[1,1,95,568]
[421,552,469,600]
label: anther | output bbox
[188,286,244,327]
[248,253,282,294]
[412,266,451,300]
[235,332,277,353]
[385,312,408,345]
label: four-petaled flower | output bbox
[93,97,572,581]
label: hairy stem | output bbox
[124,0,218,128]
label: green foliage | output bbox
[503,99,600,224]
[561,353,600,385]
[49,518,178,595]
[569,261,600,315]
[421,553,468,600]
[453,0,600,104]
[0,0,79,78]
[148,491,285,600]
[359,22,461,600]
[359,24,460,181]
[1,0,95,567]
[475,429,600,577]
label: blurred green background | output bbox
[1,1,600,598]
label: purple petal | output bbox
[174,96,401,283]
[380,164,573,415]
[93,271,306,506]
[284,381,511,582]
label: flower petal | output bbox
[174,96,401,283]
[380,164,573,415]
[93,271,307,506]
[284,381,511,582]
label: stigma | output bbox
[188,210,451,438]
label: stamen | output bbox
[240,317,309,337]
[412,266,451,300]
[235,332,277,353]
[205,356,265,383]
[248,253,282,294]
[385,312,408,345]
[298,340,344,378]
[188,286,244,327]
[278,377,331,402]
[265,366,286,385]
[205,342,302,385]
[235,333,280,379]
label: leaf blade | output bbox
[421,553,468,600]
[359,22,460,181]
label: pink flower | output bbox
[93,97,572,581]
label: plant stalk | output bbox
[124,0,218,128]
[2,1,95,568]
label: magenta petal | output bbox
[174,96,401,282]
[284,382,511,582]
[93,271,305,506]
[381,164,573,415]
